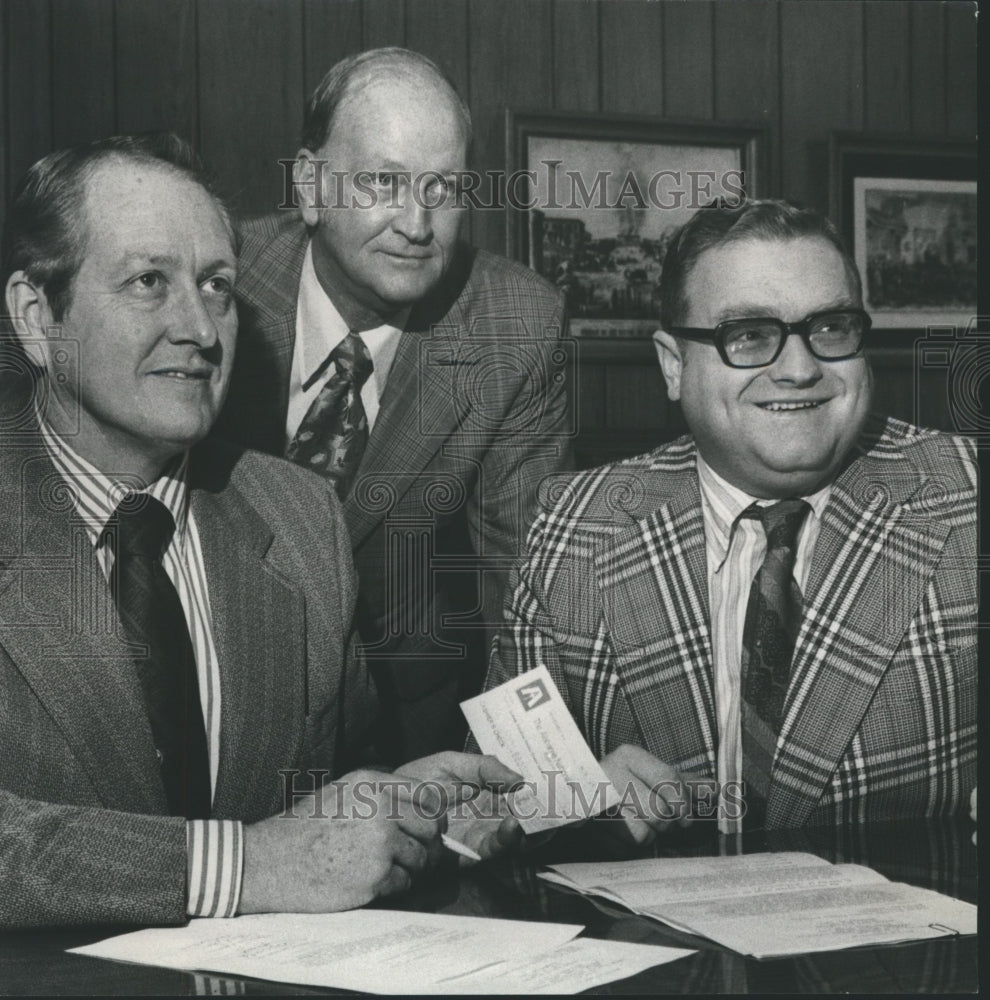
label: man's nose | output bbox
[391,189,433,243]
[167,285,219,347]
[768,330,824,385]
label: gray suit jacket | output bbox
[216,214,572,760]
[0,371,375,927]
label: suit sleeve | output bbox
[466,289,574,641]
[0,790,187,928]
[465,503,578,754]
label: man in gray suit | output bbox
[0,134,519,928]
[217,48,573,762]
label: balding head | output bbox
[302,47,472,155]
[293,48,469,331]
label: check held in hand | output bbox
[462,667,621,834]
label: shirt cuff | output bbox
[186,819,244,918]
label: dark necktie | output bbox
[109,495,211,819]
[739,498,810,829]
[286,331,374,499]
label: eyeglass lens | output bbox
[723,311,864,364]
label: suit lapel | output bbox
[191,454,307,821]
[226,224,305,454]
[594,461,718,776]
[0,445,165,812]
[344,267,472,550]
[769,446,949,826]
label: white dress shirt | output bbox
[696,456,832,834]
[286,243,407,446]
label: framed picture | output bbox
[506,111,766,339]
[829,135,977,330]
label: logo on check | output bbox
[516,679,550,711]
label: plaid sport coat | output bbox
[485,415,977,827]
[216,213,572,761]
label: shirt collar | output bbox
[38,417,190,546]
[697,454,832,572]
[297,241,408,391]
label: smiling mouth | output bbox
[757,400,826,412]
[152,370,213,381]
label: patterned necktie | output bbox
[109,495,212,819]
[739,498,810,830]
[287,331,374,500]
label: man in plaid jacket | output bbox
[217,49,571,764]
[484,199,976,835]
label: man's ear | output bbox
[652,329,684,401]
[294,148,326,227]
[4,271,56,370]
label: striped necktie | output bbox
[739,497,810,830]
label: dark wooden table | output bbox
[0,817,977,995]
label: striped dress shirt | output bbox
[39,420,243,917]
[696,457,831,834]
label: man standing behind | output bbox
[484,200,976,838]
[217,48,572,763]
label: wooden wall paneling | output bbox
[864,347,952,430]
[51,0,115,146]
[909,2,946,136]
[864,1,910,134]
[405,0,470,98]
[552,0,601,112]
[600,0,663,115]
[4,0,52,223]
[467,0,553,256]
[404,0,470,242]
[115,0,197,140]
[302,0,363,98]
[362,0,406,50]
[604,361,669,433]
[1,3,5,213]
[944,1,977,138]
[662,0,714,120]
[779,0,863,211]
[713,0,778,196]
[198,0,304,219]
[575,356,607,464]
[403,0,470,241]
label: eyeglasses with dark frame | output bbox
[667,308,872,369]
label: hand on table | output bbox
[598,744,693,846]
[239,767,446,914]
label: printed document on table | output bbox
[450,938,695,994]
[541,852,860,909]
[69,910,694,994]
[461,665,620,833]
[655,880,978,958]
[538,852,977,958]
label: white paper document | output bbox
[69,910,693,994]
[540,852,978,958]
[450,937,695,994]
[461,665,620,833]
